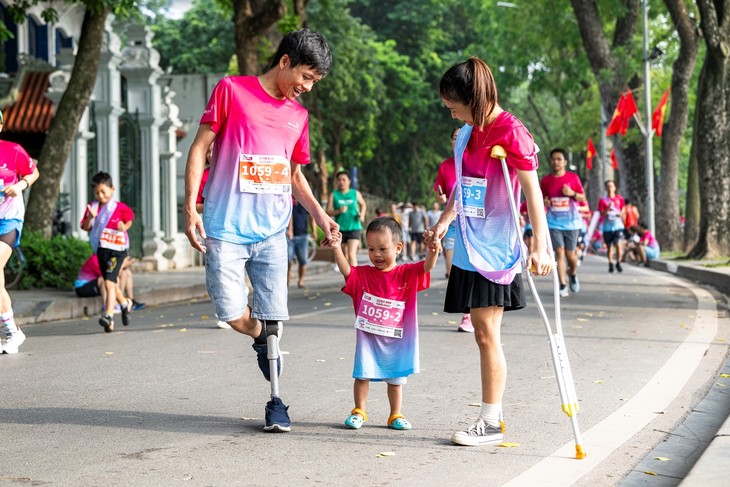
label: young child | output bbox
[331,216,439,430]
[80,172,135,332]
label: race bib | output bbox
[239,154,291,194]
[461,176,487,218]
[355,292,405,339]
[550,196,570,213]
[99,228,126,251]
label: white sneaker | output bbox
[559,285,570,298]
[451,418,504,446]
[216,320,232,329]
[2,329,26,354]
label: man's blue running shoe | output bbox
[264,397,291,432]
[252,342,283,382]
[569,274,580,293]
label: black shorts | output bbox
[410,232,424,244]
[97,248,127,284]
[603,230,623,247]
[444,266,526,313]
[75,280,101,298]
[341,230,361,242]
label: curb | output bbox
[649,260,730,296]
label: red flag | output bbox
[610,148,619,169]
[619,91,638,136]
[652,88,670,137]
[606,90,639,136]
[586,138,596,170]
[605,94,626,136]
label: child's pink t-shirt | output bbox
[342,262,430,380]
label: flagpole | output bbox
[642,0,656,235]
[600,105,607,196]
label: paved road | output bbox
[1,255,727,486]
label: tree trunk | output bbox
[688,1,730,258]
[683,115,700,251]
[24,6,111,238]
[656,0,701,252]
[232,0,286,75]
[570,0,646,210]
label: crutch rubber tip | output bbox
[575,445,586,459]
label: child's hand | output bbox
[423,230,440,253]
[117,221,126,231]
[320,230,342,249]
[87,204,98,218]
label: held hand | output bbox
[320,230,342,249]
[315,214,340,247]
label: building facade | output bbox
[0,1,202,269]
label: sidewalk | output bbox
[7,254,729,485]
[10,259,335,326]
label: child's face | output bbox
[93,183,115,205]
[366,228,402,271]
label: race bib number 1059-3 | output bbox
[239,154,291,194]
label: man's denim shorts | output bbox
[205,233,289,322]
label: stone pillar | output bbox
[119,23,166,269]
[158,84,182,262]
[92,15,124,185]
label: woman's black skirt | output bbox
[444,265,526,313]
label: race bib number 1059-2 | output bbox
[355,292,406,339]
[239,154,291,194]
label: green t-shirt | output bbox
[333,188,362,231]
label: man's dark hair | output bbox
[91,171,113,188]
[270,29,332,76]
[366,217,403,244]
[335,170,349,179]
[550,147,568,160]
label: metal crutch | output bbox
[491,144,586,460]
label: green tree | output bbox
[7,1,139,238]
[148,0,234,74]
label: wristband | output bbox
[21,178,30,189]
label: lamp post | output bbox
[642,0,655,235]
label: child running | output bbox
[330,217,439,431]
[80,172,135,333]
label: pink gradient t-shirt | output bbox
[200,76,311,244]
[540,172,585,230]
[0,141,35,220]
[452,112,539,281]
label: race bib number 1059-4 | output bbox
[239,154,291,194]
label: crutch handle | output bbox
[491,145,508,159]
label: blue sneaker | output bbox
[264,397,291,432]
[252,342,283,382]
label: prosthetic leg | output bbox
[262,320,290,432]
[491,145,586,459]
[265,320,282,399]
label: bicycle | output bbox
[4,246,27,289]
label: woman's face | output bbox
[442,99,473,125]
[451,128,460,149]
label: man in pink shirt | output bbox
[540,148,586,297]
[184,29,338,433]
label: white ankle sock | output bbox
[2,311,18,333]
[479,402,501,428]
